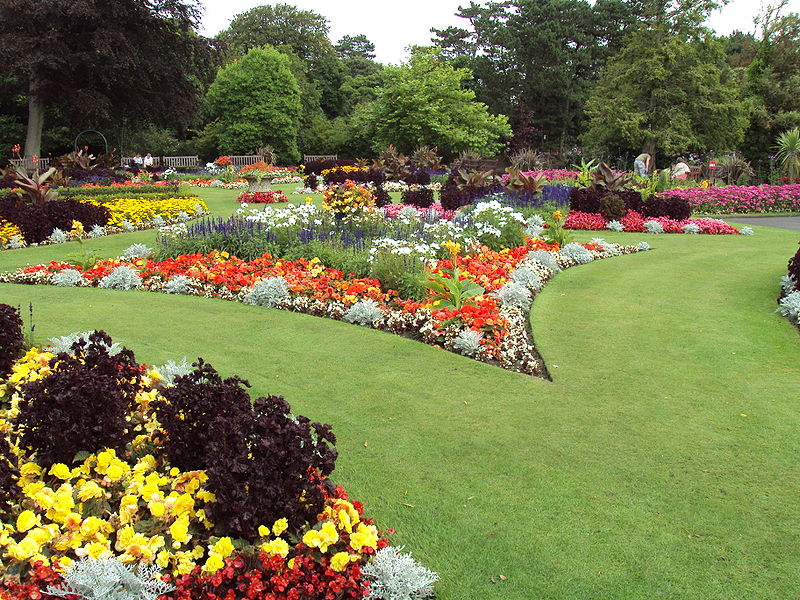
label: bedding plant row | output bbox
[0,309,437,599]
[777,242,800,329]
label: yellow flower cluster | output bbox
[297,498,379,572]
[85,197,208,227]
[319,166,366,176]
[0,349,384,580]
[322,181,376,217]
[0,218,24,245]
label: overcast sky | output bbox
[199,0,800,64]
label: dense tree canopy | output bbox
[205,46,302,163]
[0,0,215,158]
[361,48,511,157]
[582,24,749,160]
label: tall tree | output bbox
[205,46,302,163]
[362,48,510,157]
[216,3,332,63]
[0,0,214,158]
[582,22,748,159]
[740,5,800,159]
[432,0,639,151]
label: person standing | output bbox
[634,153,651,176]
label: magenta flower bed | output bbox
[566,210,742,234]
[660,184,800,214]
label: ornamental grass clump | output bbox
[154,361,337,538]
[52,268,84,287]
[362,546,439,600]
[14,331,141,468]
[243,276,290,307]
[0,304,24,380]
[344,299,384,327]
[98,266,142,290]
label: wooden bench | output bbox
[229,155,263,167]
[9,157,50,171]
[459,158,507,174]
[303,154,338,163]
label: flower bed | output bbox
[1,237,646,376]
[0,319,436,598]
[660,184,800,214]
[87,196,208,227]
[777,244,800,328]
[383,203,456,221]
[187,179,248,189]
[237,191,290,204]
[565,210,749,235]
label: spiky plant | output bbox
[775,127,800,182]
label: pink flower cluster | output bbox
[382,203,456,220]
[566,210,741,234]
[660,184,800,214]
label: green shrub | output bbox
[599,194,626,221]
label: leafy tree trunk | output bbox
[24,78,44,158]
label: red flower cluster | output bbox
[0,560,64,600]
[564,211,607,230]
[238,191,289,204]
[165,554,368,600]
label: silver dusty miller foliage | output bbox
[363,546,438,600]
[243,276,291,307]
[344,299,384,327]
[44,556,173,600]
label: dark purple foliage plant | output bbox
[0,304,24,381]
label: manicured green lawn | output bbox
[1,189,798,599]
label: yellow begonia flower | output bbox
[84,542,111,559]
[349,523,379,552]
[211,536,234,558]
[204,552,224,573]
[170,515,190,544]
[302,522,339,554]
[77,480,105,502]
[261,537,289,558]
[16,510,39,533]
[272,518,288,537]
[330,551,352,572]
[49,463,72,480]
[149,501,166,518]
[105,462,127,481]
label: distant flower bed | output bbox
[516,169,581,181]
[383,203,456,221]
[0,310,436,598]
[187,179,248,189]
[87,196,208,227]
[661,184,800,214]
[565,210,749,235]
[237,191,290,204]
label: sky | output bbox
[199,0,800,64]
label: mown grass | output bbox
[0,189,798,599]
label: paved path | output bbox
[727,215,800,231]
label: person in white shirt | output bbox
[143,153,154,168]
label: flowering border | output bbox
[0,242,647,378]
